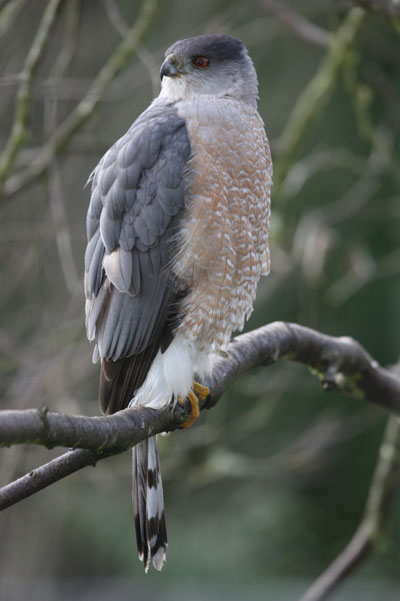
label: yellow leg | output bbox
[178,390,200,429]
[192,381,210,401]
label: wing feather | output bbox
[85,99,191,414]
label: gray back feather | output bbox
[85,98,191,362]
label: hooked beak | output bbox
[160,54,181,79]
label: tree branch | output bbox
[298,414,400,601]
[0,404,174,451]
[207,321,400,413]
[1,321,400,511]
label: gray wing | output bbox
[85,99,191,413]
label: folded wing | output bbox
[84,100,191,414]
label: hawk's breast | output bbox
[172,96,272,349]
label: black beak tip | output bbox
[160,58,178,80]
[160,63,168,80]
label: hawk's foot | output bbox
[192,381,210,401]
[178,390,200,429]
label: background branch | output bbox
[0,0,63,189]
[298,414,400,601]
[272,7,367,197]
[2,0,163,198]
[352,0,400,19]
[260,0,331,48]
[0,0,27,41]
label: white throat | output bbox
[159,74,257,107]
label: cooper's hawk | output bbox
[85,34,272,571]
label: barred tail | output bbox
[132,437,167,572]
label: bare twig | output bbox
[48,163,81,293]
[0,448,100,510]
[272,7,367,197]
[0,0,63,189]
[352,0,400,18]
[102,0,129,38]
[49,0,80,77]
[0,0,27,41]
[102,0,160,97]
[260,0,332,47]
[298,414,400,601]
[1,321,400,510]
[2,0,163,198]
[46,0,82,294]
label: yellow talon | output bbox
[178,390,200,429]
[192,381,210,401]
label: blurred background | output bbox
[0,0,399,599]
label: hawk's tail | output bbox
[132,436,167,572]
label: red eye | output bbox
[192,56,209,69]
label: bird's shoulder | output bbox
[84,98,192,302]
[86,98,191,250]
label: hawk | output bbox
[85,34,272,571]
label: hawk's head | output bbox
[159,34,258,107]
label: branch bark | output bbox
[1,321,400,511]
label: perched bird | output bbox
[85,34,272,572]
